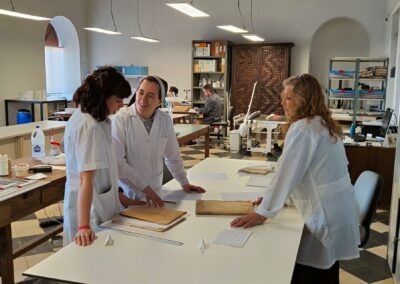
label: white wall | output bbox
[0,0,88,126]
[86,0,387,97]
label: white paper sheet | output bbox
[188,173,228,181]
[159,189,203,202]
[212,229,252,248]
[246,174,273,188]
[220,192,265,201]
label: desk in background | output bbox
[23,158,304,284]
[175,124,209,158]
[5,99,68,126]
[0,120,67,159]
[0,158,66,284]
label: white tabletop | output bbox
[24,158,304,284]
[0,120,67,140]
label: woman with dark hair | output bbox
[112,75,205,207]
[231,74,360,283]
[63,66,142,247]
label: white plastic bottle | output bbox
[31,125,45,160]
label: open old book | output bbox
[114,207,187,232]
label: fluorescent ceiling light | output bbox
[242,34,265,42]
[84,27,122,35]
[217,25,247,33]
[166,3,209,17]
[131,36,160,43]
[0,8,50,21]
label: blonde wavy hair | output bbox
[282,74,342,141]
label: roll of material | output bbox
[14,163,29,178]
[0,155,9,176]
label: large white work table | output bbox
[0,120,67,159]
[24,158,304,284]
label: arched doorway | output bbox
[309,17,370,92]
[45,16,81,100]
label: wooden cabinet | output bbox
[231,43,294,116]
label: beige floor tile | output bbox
[11,222,19,238]
[376,209,387,214]
[35,203,63,219]
[14,268,28,283]
[183,159,201,168]
[26,252,54,268]
[186,153,207,160]
[372,278,394,284]
[371,222,389,233]
[12,219,45,238]
[367,245,388,259]
[13,257,28,270]
[179,146,193,152]
[339,269,367,284]
[209,148,227,154]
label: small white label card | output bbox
[212,229,252,248]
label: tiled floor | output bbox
[3,140,394,284]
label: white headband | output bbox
[152,75,166,102]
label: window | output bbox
[45,46,65,98]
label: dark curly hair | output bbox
[73,66,131,121]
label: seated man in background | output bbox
[195,84,223,124]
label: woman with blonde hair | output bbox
[231,74,360,283]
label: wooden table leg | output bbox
[0,224,14,284]
[204,129,210,158]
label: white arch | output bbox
[309,17,370,92]
[49,16,81,100]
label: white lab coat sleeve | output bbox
[256,126,318,218]
[76,124,108,173]
[112,115,151,192]
[163,118,189,186]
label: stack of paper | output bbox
[238,165,275,175]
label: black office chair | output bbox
[210,106,234,148]
[354,170,383,247]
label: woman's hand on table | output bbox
[182,184,206,193]
[143,186,164,207]
[230,213,267,229]
[74,228,96,246]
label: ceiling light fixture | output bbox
[84,0,121,35]
[0,1,50,21]
[217,25,247,33]
[242,34,264,42]
[242,0,265,42]
[166,3,209,17]
[83,27,121,35]
[130,36,160,43]
[131,0,160,43]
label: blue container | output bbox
[122,65,149,75]
[17,109,32,124]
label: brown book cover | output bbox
[120,207,187,225]
[196,200,253,215]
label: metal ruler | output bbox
[99,226,184,247]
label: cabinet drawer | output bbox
[12,190,41,217]
[41,182,65,206]
[0,202,12,227]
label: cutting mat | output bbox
[195,200,253,215]
[120,207,187,225]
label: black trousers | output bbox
[291,261,339,284]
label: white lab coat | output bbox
[63,109,120,245]
[112,104,189,199]
[256,116,360,269]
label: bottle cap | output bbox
[50,141,60,146]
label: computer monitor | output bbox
[379,108,393,137]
